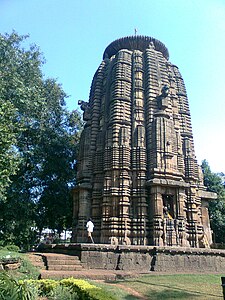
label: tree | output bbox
[0,100,20,199]
[0,32,82,248]
[201,159,225,244]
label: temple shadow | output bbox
[124,279,222,299]
[144,288,198,299]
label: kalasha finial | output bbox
[134,28,137,36]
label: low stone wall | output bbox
[38,243,225,273]
[153,247,225,272]
[79,245,153,271]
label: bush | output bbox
[0,272,38,300]
[22,278,117,300]
[0,242,20,252]
[60,278,117,300]
[48,285,79,300]
[38,279,59,296]
[5,244,20,252]
[0,274,117,300]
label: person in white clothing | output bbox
[86,218,94,243]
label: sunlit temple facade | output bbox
[72,36,216,248]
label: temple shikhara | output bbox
[72,35,216,248]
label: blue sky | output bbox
[1,0,225,172]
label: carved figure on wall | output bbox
[156,85,170,110]
[78,100,91,121]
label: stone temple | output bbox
[72,35,216,248]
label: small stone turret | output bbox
[72,35,216,247]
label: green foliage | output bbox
[60,278,117,300]
[0,242,20,252]
[0,249,19,259]
[5,244,20,252]
[201,159,225,243]
[48,284,78,300]
[22,278,117,300]
[0,31,82,249]
[0,272,39,300]
[0,99,20,200]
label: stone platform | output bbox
[37,244,225,273]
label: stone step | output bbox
[46,259,81,265]
[47,265,83,271]
[45,256,79,261]
[28,256,43,262]
[41,253,83,272]
[28,253,44,261]
[40,269,137,280]
[43,254,80,261]
[27,253,45,269]
[32,262,45,268]
[44,255,79,261]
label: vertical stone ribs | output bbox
[101,50,132,244]
[171,65,201,247]
[172,65,198,181]
[131,51,147,245]
[73,36,215,248]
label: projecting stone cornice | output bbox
[147,178,190,188]
[103,35,169,60]
[198,190,217,200]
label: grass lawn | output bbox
[93,280,142,300]
[93,274,224,300]
[0,249,40,280]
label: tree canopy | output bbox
[201,159,225,244]
[0,32,82,249]
[0,99,20,199]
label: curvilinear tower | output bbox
[72,36,216,248]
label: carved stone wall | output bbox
[72,36,216,247]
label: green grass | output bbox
[93,274,224,300]
[0,249,20,260]
[93,281,137,299]
[0,249,40,280]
